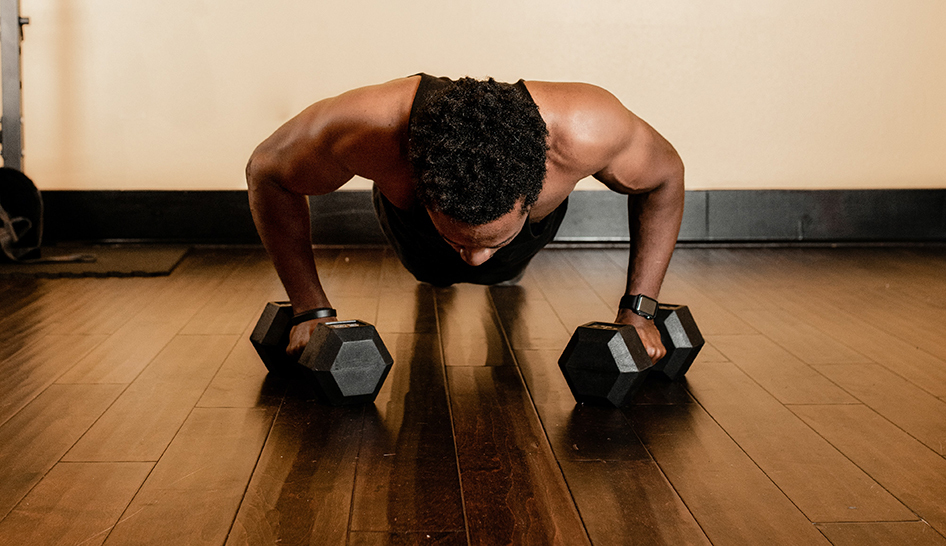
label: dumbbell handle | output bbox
[322,320,363,329]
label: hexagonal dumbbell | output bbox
[558,303,704,407]
[249,301,295,374]
[558,322,654,407]
[298,320,393,406]
[651,304,704,381]
[249,301,393,406]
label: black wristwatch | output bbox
[619,294,658,320]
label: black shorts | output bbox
[373,186,568,286]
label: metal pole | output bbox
[1,0,28,171]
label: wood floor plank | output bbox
[0,462,153,546]
[560,459,710,546]
[815,363,946,457]
[436,285,514,367]
[180,250,285,335]
[532,250,593,289]
[688,255,895,369]
[545,285,614,334]
[815,281,946,363]
[512,348,652,461]
[735,308,873,365]
[376,283,438,335]
[351,333,465,535]
[654,250,774,314]
[709,334,858,404]
[0,272,161,344]
[0,277,42,312]
[102,407,275,546]
[447,366,591,546]
[492,280,669,455]
[560,248,625,293]
[321,248,385,298]
[763,289,946,398]
[56,322,183,384]
[686,362,915,522]
[791,404,946,536]
[0,334,107,427]
[816,522,946,546]
[64,335,238,462]
[378,247,426,293]
[0,278,106,343]
[128,250,246,326]
[627,403,832,545]
[660,270,759,336]
[57,250,248,385]
[688,341,728,364]
[225,399,365,546]
[489,284,571,351]
[0,384,125,519]
[53,277,160,336]
[348,531,468,545]
[197,323,286,409]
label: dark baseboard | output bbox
[43,191,261,245]
[41,189,946,245]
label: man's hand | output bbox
[615,308,666,364]
[287,316,337,359]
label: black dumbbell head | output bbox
[249,301,294,374]
[652,304,704,380]
[558,322,653,407]
[298,320,394,406]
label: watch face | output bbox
[638,296,658,318]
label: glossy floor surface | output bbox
[1,246,945,545]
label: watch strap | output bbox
[619,294,658,320]
[291,307,337,325]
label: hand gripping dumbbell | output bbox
[558,303,704,407]
[249,302,393,406]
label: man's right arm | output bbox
[245,100,355,355]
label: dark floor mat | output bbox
[0,245,190,278]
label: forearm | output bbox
[623,174,684,304]
[248,174,332,314]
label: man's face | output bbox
[427,200,529,266]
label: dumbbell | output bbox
[249,302,394,406]
[558,303,704,407]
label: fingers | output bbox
[638,326,666,364]
[285,314,341,358]
[647,340,667,364]
[285,320,321,358]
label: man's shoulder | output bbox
[524,80,635,175]
[319,76,421,131]
[523,80,625,115]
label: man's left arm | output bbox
[594,112,685,363]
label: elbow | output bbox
[668,147,685,188]
[245,148,277,194]
[245,150,263,191]
[664,150,685,197]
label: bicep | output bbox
[592,109,683,196]
[247,100,356,196]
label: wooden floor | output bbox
[1,245,945,545]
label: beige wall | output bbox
[14,0,946,191]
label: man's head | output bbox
[409,76,549,226]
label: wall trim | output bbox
[41,189,946,245]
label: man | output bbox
[247,74,684,361]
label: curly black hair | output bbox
[409,77,549,225]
